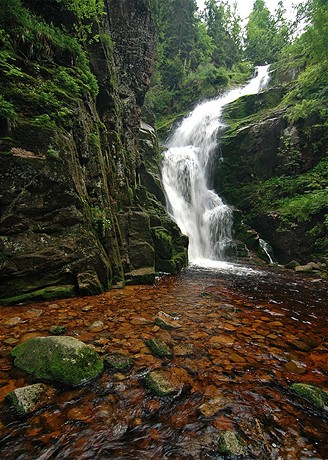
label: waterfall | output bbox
[162,65,271,266]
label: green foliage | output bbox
[56,0,104,21]
[54,68,81,97]
[245,0,293,64]
[281,62,328,123]
[0,48,26,79]
[55,0,105,41]
[0,0,100,140]
[47,146,61,159]
[279,190,327,222]
[91,206,111,237]
[0,95,17,121]
[30,113,56,129]
[248,157,328,222]
[203,0,242,68]
[87,132,100,148]
[160,55,185,89]
[0,0,99,92]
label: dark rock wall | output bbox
[0,0,187,303]
[216,86,327,264]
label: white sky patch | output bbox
[196,0,303,22]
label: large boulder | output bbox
[12,336,103,386]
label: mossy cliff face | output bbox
[215,79,328,265]
[0,0,187,303]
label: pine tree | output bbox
[245,0,276,64]
[203,0,242,68]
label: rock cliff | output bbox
[216,80,327,265]
[0,0,187,304]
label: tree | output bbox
[305,0,328,63]
[203,0,242,68]
[271,0,292,55]
[245,0,276,64]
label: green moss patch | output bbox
[145,338,172,358]
[12,336,104,386]
[0,285,76,305]
[291,383,328,409]
[104,353,133,372]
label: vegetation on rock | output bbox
[215,0,328,266]
[11,336,104,386]
[145,338,172,358]
[291,383,328,409]
[0,0,188,303]
[6,383,55,415]
[146,0,297,134]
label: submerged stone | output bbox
[284,360,307,374]
[49,325,66,335]
[199,395,232,417]
[11,336,104,386]
[146,338,172,358]
[89,320,105,332]
[6,383,55,415]
[146,368,190,396]
[291,383,328,410]
[104,353,133,372]
[155,311,182,329]
[218,430,245,456]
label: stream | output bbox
[0,265,327,459]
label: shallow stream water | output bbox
[0,265,327,459]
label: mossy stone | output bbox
[146,368,190,397]
[6,383,55,415]
[12,336,103,386]
[291,383,328,409]
[104,353,133,372]
[145,338,172,358]
[218,430,245,456]
[0,285,75,306]
[49,326,67,335]
[146,370,177,396]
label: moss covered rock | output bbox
[6,383,55,415]
[218,430,245,456]
[291,383,328,410]
[104,352,133,372]
[0,285,76,306]
[145,338,172,358]
[12,336,103,386]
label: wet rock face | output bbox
[108,0,155,105]
[0,1,186,302]
[217,87,328,264]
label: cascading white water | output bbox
[162,65,271,267]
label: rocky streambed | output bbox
[0,265,327,459]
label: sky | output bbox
[196,0,303,22]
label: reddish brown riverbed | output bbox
[0,265,327,459]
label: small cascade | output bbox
[259,238,274,264]
[162,65,271,266]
